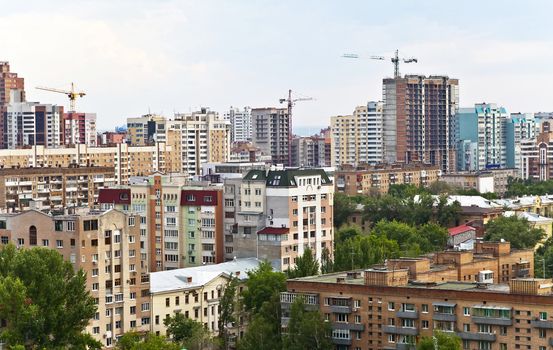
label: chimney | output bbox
[186,276,192,283]
[235,271,240,277]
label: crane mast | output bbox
[279,89,314,166]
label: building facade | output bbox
[456,103,509,171]
[63,112,97,146]
[126,114,166,146]
[335,163,441,196]
[224,106,252,143]
[331,102,384,167]
[225,168,334,271]
[0,165,115,212]
[383,75,459,173]
[0,209,151,348]
[291,133,332,168]
[0,143,173,185]
[251,107,291,166]
[281,242,535,350]
[0,61,25,149]
[4,90,64,149]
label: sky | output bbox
[3,0,553,133]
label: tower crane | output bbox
[342,49,418,78]
[35,82,86,112]
[279,89,314,167]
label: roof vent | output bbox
[186,276,192,283]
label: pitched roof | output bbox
[448,225,476,237]
[150,257,261,294]
[243,168,332,187]
[98,188,131,205]
[258,227,289,235]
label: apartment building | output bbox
[98,173,226,272]
[383,75,459,173]
[63,112,97,146]
[331,101,384,166]
[281,242,535,350]
[520,131,553,181]
[226,168,334,271]
[456,103,509,171]
[0,143,173,185]
[150,257,259,341]
[0,165,115,212]
[506,113,537,172]
[166,108,231,178]
[251,107,291,166]
[126,114,166,146]
[335,163,441,196]
[224,106,252,143]
[441,168,518,196]
[0,209,151,348]
[291,132,332,168]
[4,89,64,149]
[0,61,25,148]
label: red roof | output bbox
[257,227,289,235]
[180,190,219,206]
[98,188,131,205]
[448,225,476,237]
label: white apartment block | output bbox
[330,101,384,166]
[224,106,252,143]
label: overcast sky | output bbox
[3,0,553,132]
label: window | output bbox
[1,236,8,244]
[336,313,348,323]
[539,328,547,338]
[84,220,98,231]
[42,239,49,247]
[422,304,429,313]
[67,221,75,231]
[29,226,37,246]
[17,238,24,246]
[463,307,470,316]
[54,220,63,231]
[56,240,63,248]
[422,320,429,329]
[128,216,135,226]
[388,302,395,311]
[540,312,548,320]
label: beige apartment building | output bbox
[149,258,260,343]
[0,143,173,185]
[0,209,150,348]
[282,242,537,350]
[166,108,231,178]
[335,163,441,196]
[0,165,115,212]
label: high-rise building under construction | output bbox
[383,75,459,173]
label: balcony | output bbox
[332,322,365,331]
[457,332,496,342]
[396,311,419,319]
[331,337,352,346]
[382,325,419,336]
[330,305,352,314]
[531,319,553,329]
[472,316,512,326]
[433,313,456,322]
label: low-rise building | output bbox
[281,242,536,350]
[149,258,260,341]
[335,163,441,196]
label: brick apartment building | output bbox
[282,242,536,350]
[0,209,150,348]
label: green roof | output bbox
[243,168,332,187]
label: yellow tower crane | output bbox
[36,82,86,112]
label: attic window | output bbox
[252,174,258,179]
[120,193,129,201]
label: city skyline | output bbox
[3,0,553,130]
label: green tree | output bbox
[164,312,211,349]
[333,193,356,228]
[282,298,332,350]
[320,247,333,274]
[484,215,545,249]
[388,184,427,198]
[237,313,281,350]
[428,181,455,195]
[0,244,100,349]
[335,225,363,243]
[242,261,286,314]
[287,246,319,278]
[219,275,239,350]
[436,195,461,227]
[417,331,461,350]
[418,222,449,251]
[117,332,180,350]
